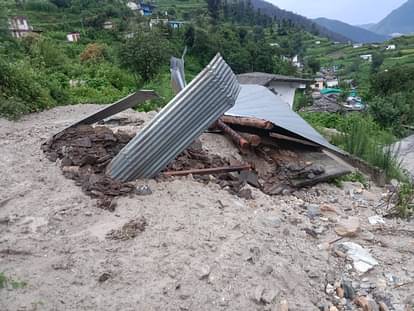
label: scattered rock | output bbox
[337,242,378,274]
[135,185,152,196]
[238,188,253,200]
[106,217,147,241]
[368,215,385,225]
[261,288,278,304]
[197,264,211,280]
[277,299,289,311]
[307,204,321,219]
[98,272,111,283]
[335,217,360,237]
[336,287,344,298]
[341,281,356,299]
[355,296,379,311]
[378,302,390,311]
[326,283,335,295]
[258,215,282,228]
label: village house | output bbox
[168,20,186,29]
[360,54,373,62]
[269,43,280,47]
[386,44,396,50]
[311,77,325,90]
[292,55,303,69]
[149,18,168,28]
[9,16,33,38]
[237,72,311,109]
[326,78,339,88]
[315,40,321,45]
[126,1,139,11]
[67,32,80,42]
[103,20,114,30]
[139,2,155,16]
[353,43,363,49]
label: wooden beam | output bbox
[221,115,274,130]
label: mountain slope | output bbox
[370,0,414,35]
[249,0,349,42]
[314,17,390,43]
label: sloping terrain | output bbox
[370,0,414,35]
[314,18,390,43]
[0,105,413,310]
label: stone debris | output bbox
[106,217,147,241]
[337,242,379,274]
[335,217,360,237]
[368,215,386,225]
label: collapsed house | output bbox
[42,54,354,209]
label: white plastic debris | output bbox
[368,215,385,225]
[338,242,379,274]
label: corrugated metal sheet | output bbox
[225,84,343,153]
[170,57,186,95]
[107,53,241,181]
[237,72,312,85]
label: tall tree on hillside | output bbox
[120,31,169,82]
[206,0,221,21]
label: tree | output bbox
[371,52,384,73]
[306,57,320,74]
[120,31,169,82]
[206,0,221,21]
[49,0,72,8]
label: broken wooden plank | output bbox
[216,119,250,149]
[238,132,261,147]
[163,164,252,177]
[221,115,273,130]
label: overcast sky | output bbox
[268,0,407,25]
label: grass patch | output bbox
[0,272,27,289]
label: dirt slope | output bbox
[0,105,413,311]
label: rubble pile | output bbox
[42,125,136,210]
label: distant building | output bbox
[124,32,135,39]
[237,72,311,109]
[139,2,155,16]
[67,32,80,42]
[126,1,139,11]
[9,16,33,38]
[168,20,186,29]
[103,21,114,30]
[311,77,325,90]
[326,78,339,88]
[315,40,321,45]
[386,44,396,50]
[269,42,280,47]
[292,55,303,69]
[149,18,168,28]
[353,43,363,49]
[360,54,373,62]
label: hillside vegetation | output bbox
[0,0,326,119]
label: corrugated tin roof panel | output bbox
[237,72,312,85]
[225,84,343,153]
[107,54,241,181]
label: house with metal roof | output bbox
[237,72,311,109]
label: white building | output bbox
[315,40,321,45]
[67,32,81,42]
[311,78,325,90]
[149,18,168,28]
[360,54,373,62]
[9,16,33,38]
[326,79,339,88]
[386,44,396,50]
[126,1,139,11]
[103,21,113,30]
[237,72,310,109]
[292,55,303,68]
[353,43,363,48]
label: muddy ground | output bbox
[0,105,413,311]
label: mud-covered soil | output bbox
[0,105,413,311]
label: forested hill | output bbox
[0,0,332,119]
[249,0,349,43]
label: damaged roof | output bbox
[237,72,312,85]
[107,54,241,181]
[225,84,343,153]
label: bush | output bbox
[26,0,58,12]
[80,43,108,63]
